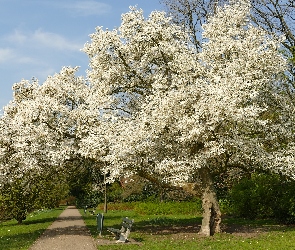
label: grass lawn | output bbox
[81,202,295,250]
[0,207,65,250]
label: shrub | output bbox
[133,201,202,215]
[97,202,137,211]
[228,173,295,223]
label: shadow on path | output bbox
[29,206,97,250]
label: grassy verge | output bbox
[0,207,65,250]
[81,202,295,250]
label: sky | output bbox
[0,0,164,110]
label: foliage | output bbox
[76,190,102,209]
[133,201,202,215]
[60,196,76,206]
[228,173,295,223]
[121,175,196,202]
[120,175,159,202]
[107,181,123,202]
[67,159,105,208]
[0,207,64,250]
[97,201,137,211]
[0,169,68,223]
[290,46,295,64]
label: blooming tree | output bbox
[0,0,294,236]
[0,67,99,220]
[82,6,199,111]
[161,0,295,88]
[85,1,294,236]
[0,68,89,176]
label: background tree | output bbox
[66,158,105,208]
[0,168,68,223]
[229,172,295,222]
[0,68,93,222]
[0,68,90,181]
[159,0,229,51]
[250,0,295,87]
[0,66,117,221]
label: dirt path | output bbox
[29,206,97,250]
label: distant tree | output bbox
[0,67,110,217]
[0,168,68,224]
[0,68,89,182]
[159,0,229,51]
[66,158,105,208]
[0,68,91,222]
[250,0,295,86]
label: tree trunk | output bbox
[198,167,221,236]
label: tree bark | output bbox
[198,167,221,236]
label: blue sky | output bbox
[0,0,164,110]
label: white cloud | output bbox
[0,47,38,65]
[5,29,83,51]
[6,30,27,44]
[32,29,82,51]
[0,48,14,63]
[60,1,111,16]
[15,56,36,64]
[0,48,40,67]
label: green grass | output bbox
[81,202,295,250]
[0,207,65,250]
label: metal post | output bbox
[96,213,104,237]
[104,173,107,213]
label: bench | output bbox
[107,217,134,242]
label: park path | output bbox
[29,206,97,250]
